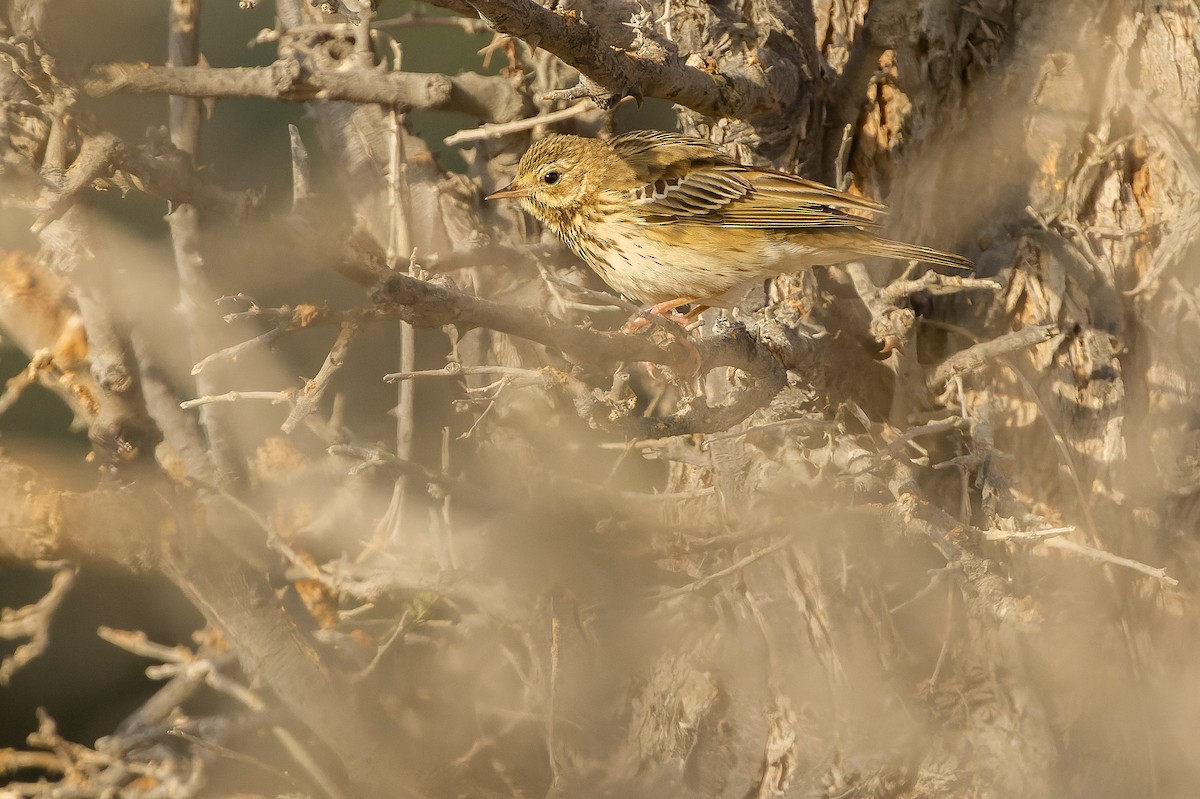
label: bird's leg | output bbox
[622,296,704,378]
[622,296,701,334]
[651,296,702,316]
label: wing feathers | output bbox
[610,133,962,262]
[629,164,885,229]
[610,131,888,230]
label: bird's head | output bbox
[486,134,620,215]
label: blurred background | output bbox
[3,1,1199,797]
[0,0,479,762]
[0,0,679,770]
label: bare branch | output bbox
[281,322,360,434]
[1041,537,1179,587]
[191,326,286,375]
[180,390,292,409]
[384,363,548,382]
[444,99,596,146]
[167,0,245,489]
[31,133,122,234]
[930,324,1057,389]
[354,261,691,370]
[33,143,164,466]
[983,526,1075,542]
[424,0,771,116]
[85,60,525,122]
[118,136,262,217]
[0,564,77,684]
[643,537,793,603]
[289,123,314,211]
[340,249,800,435]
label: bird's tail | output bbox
[856,236,974,273]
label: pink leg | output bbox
[622,296,701,334]
[621,297,705,377]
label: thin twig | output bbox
[0,564,77,685]
[846,417,969,475]
[930,325,1057,388]
[192,326,285,375]
[167,0,245,488]
[643,537,792,603]
[384,363,548,382]
[983,526,1074,542]
[289,123,314,211]
[280,318,360,433]
[1041,537,1179,587]
[444,99,595,146]
[97,626,193,663]
[180,390,292,409]
[0,363,39,416]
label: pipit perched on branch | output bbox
[487,130,973,324]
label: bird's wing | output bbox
[610,130,734,174]
[611,131,887,229]
[627,163,886,229]
[714,170,887,229]
[626,167,756,218]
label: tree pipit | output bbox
[488,130,973,333]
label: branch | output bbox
[192,325,287,375]
[31,133,122,234]
[847,266,998,352]
[571,324,789,437]
[118,135,262,218]
[0,458,165,566]
[644,537,793,603]
[384,362,549,383]
[351,260,691,370]
[443,98,596,147]
[33,136,164,465]
[204,274,786,438]
[86,61,525,122]
[890,488,1041,629]
[281,321,359,434]
[424,0,771,116]
[0,564,77,685]
[162,530,424,799]
[167,0,246,489]
[1041,537,1179,587]
[930,324,1057,388]
[0,452,422,797]
[984,524,1177,586]
[180,389,292,409]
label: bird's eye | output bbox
[542,171,561,185]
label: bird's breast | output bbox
[569,218,779,305]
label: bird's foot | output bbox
[621,297,707,334]
[620,298,706,377]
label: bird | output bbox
[486,130,973,322]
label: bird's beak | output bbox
[485,182,533,201]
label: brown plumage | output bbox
[488,130,973,312]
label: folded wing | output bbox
[611,131,886,230]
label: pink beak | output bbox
[485,182,533,201]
